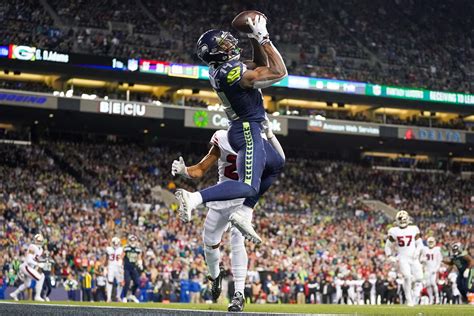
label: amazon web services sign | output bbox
[184,109,288,135]
[308,118,380,136]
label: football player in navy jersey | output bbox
[175,14,287,238]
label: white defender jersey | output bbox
[388,225,420,259]
[206,130,245,210]
[106,246,123,267]
[25,244,43,267]
[422,246,442,272]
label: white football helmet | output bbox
[395,210,409,228]
[111,237,121,248]
[427,237,436,248]
[451,242,462,256]
[128,234,138,247]
[34,234,44,245]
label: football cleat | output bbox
[228,291,245,312]
[229,212,262,244]
[175,189,192,223]
[10,292,19,301]
[34,295,45,302]
[208,265,225,303]
[128,295,139,303]
[45,297,50,302]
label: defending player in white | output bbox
[421,237,442,304]
[384,210,424,306]
[106,236,124,302]
[171,118,285,312]
[10,234,46,301]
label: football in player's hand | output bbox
[231,10,267,33]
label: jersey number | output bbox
[396,235,413,247]
[426,254,434,261]
[224,155,238,180]
[109,254,119,261]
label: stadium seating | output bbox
[0,141,471,302]
[0,0,472,93]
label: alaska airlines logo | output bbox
[193,110,209,127]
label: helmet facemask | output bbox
[396,210,409,228]
[214,32,241,62]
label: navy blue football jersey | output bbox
[209,60,266,122]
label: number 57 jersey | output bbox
[388,225,420,260]
[206,130,245,211]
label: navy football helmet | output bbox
[196,30,241,65]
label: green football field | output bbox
[5,301,473,315]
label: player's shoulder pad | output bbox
[219,60,244,86]
[210,129,228,147]
[124,245,131,251]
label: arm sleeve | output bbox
[435,250,442,270]
[268,135,285,161]
[385,238,393,257]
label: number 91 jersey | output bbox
[388,225,420,259]
[206,130,245,210]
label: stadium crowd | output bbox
[0,0,472,93]
[0,139,472,303]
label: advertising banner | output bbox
[0,89,57,109]
[308,118,380,136]
[398,126,466,143]
[80,99,164,118]
[184,109,288,135]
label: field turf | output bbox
[3,301,473,315]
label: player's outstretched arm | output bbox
[240,15,287,89]
[171,146,220,179]
[244,38,268,69]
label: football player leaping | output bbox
[385,210,424,306]
[10,234,46,301]
[171,121,285,312]
[175,14,287,230]
[421,237,442,304]
[106,237,124,302]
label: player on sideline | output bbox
[385,210,424,306]
[421,237,442,304]
[10,234,46,301]
[171,121,285,312]
[175,13,287,227]
[122,234,142,303]
[106,237,124,302]
[444,242,474,303]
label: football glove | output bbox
[463,269,470,278]
[388,256,398,263]
[262,115,274,139]
[171,156,191,178]
[246,15,270,45]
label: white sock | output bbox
[106,283,113,301]
[433,285,439,304]
[189,192,203,208]
[15,283,27,294]
[404,277,412,304]
[230,228,248,296]
[427,286,433,304]
[413,282,422,304]
[35,274,45,298]
[205,246,221,280]
[116,284,123,300]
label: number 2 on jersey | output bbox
[224,154,238,180]
[397,235,413,247]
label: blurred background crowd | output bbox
[0,139,472,303]
[0,0,472,94]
